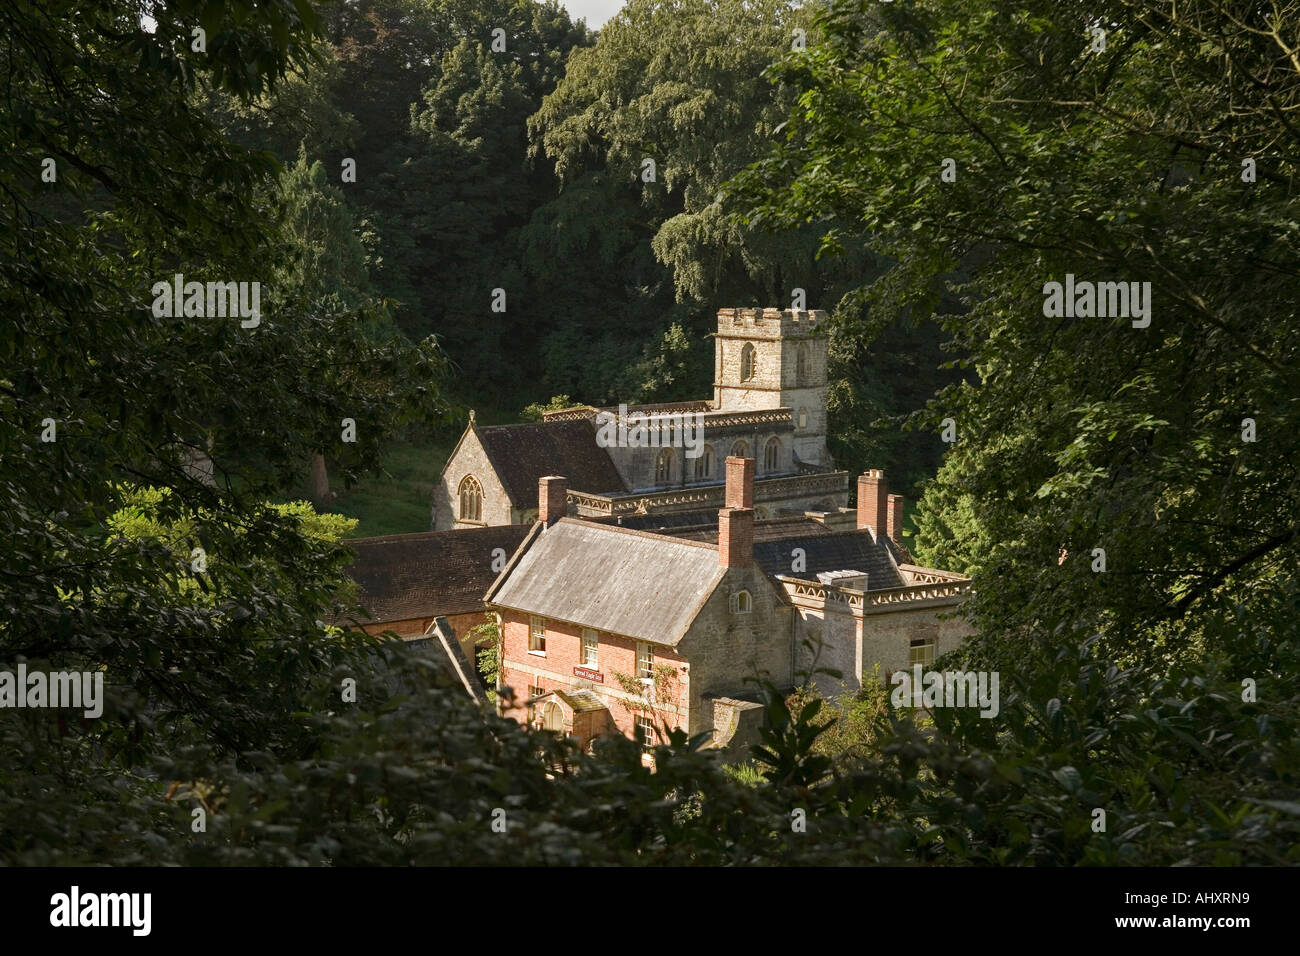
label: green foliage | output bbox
[785,666,893,767]
[733,0,1300,665]
[519,395,575,421]
[471,615,503,698]
[323,436,450,537]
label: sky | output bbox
[560,0,626,28]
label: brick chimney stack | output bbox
[887,493,905,548]
[719,455,755,568]
[538,475,568,527]
[725,455,754,508]
[857,470,889,543]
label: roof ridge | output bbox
[558,517,720,550]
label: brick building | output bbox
[486,459,974,756]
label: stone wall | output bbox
[859,604,974,679]
[675,565,793,737]
[432,428,517,531]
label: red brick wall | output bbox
[498,609,689,744]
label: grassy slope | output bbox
[327,439,449,539]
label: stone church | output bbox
[431,308,852,532]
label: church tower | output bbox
[712,307,830,466]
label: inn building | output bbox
[484,459,973,755]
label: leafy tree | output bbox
[1,0,446,836]
[733,0,1300,663]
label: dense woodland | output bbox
[2,0,1298,865]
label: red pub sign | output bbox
[573,666,604,683]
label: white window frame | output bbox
[634,713,654,752]
[581,628,599,668]
[636,641,653,680]
[730,590,752,614]
[909,639,935,668]
[529,615,546,654]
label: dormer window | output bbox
[740,343,756,382]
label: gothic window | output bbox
[798,407,808,429]
[764,437,781,474]
[730,590,753,614]
[458,475,483,522]
[655,448,674,484]
[694,444,714,480]
[796,342,810,384]
[730,440,749,459]
[740,342,756,382]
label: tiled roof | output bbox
[476,420,626,504]
[648,514,831,543]
[487,519,725,646]
[752,529,906,591]
[343,525,531,625]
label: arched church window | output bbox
[458,475,483,522]
[730,440,749,459]
[796,342,810,384]
[655,448,674,484]
[740,342,756,382]
[694,444,714,480]
[764,437,781,474]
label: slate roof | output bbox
[752,529,906,590]
[653,515,832,544]
[476,420,626,504]
[344,525,531,624]
[486,519,725,646]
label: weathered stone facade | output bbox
[431,425,522,531]
[713,308,830,466]
[432,307,846,531]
